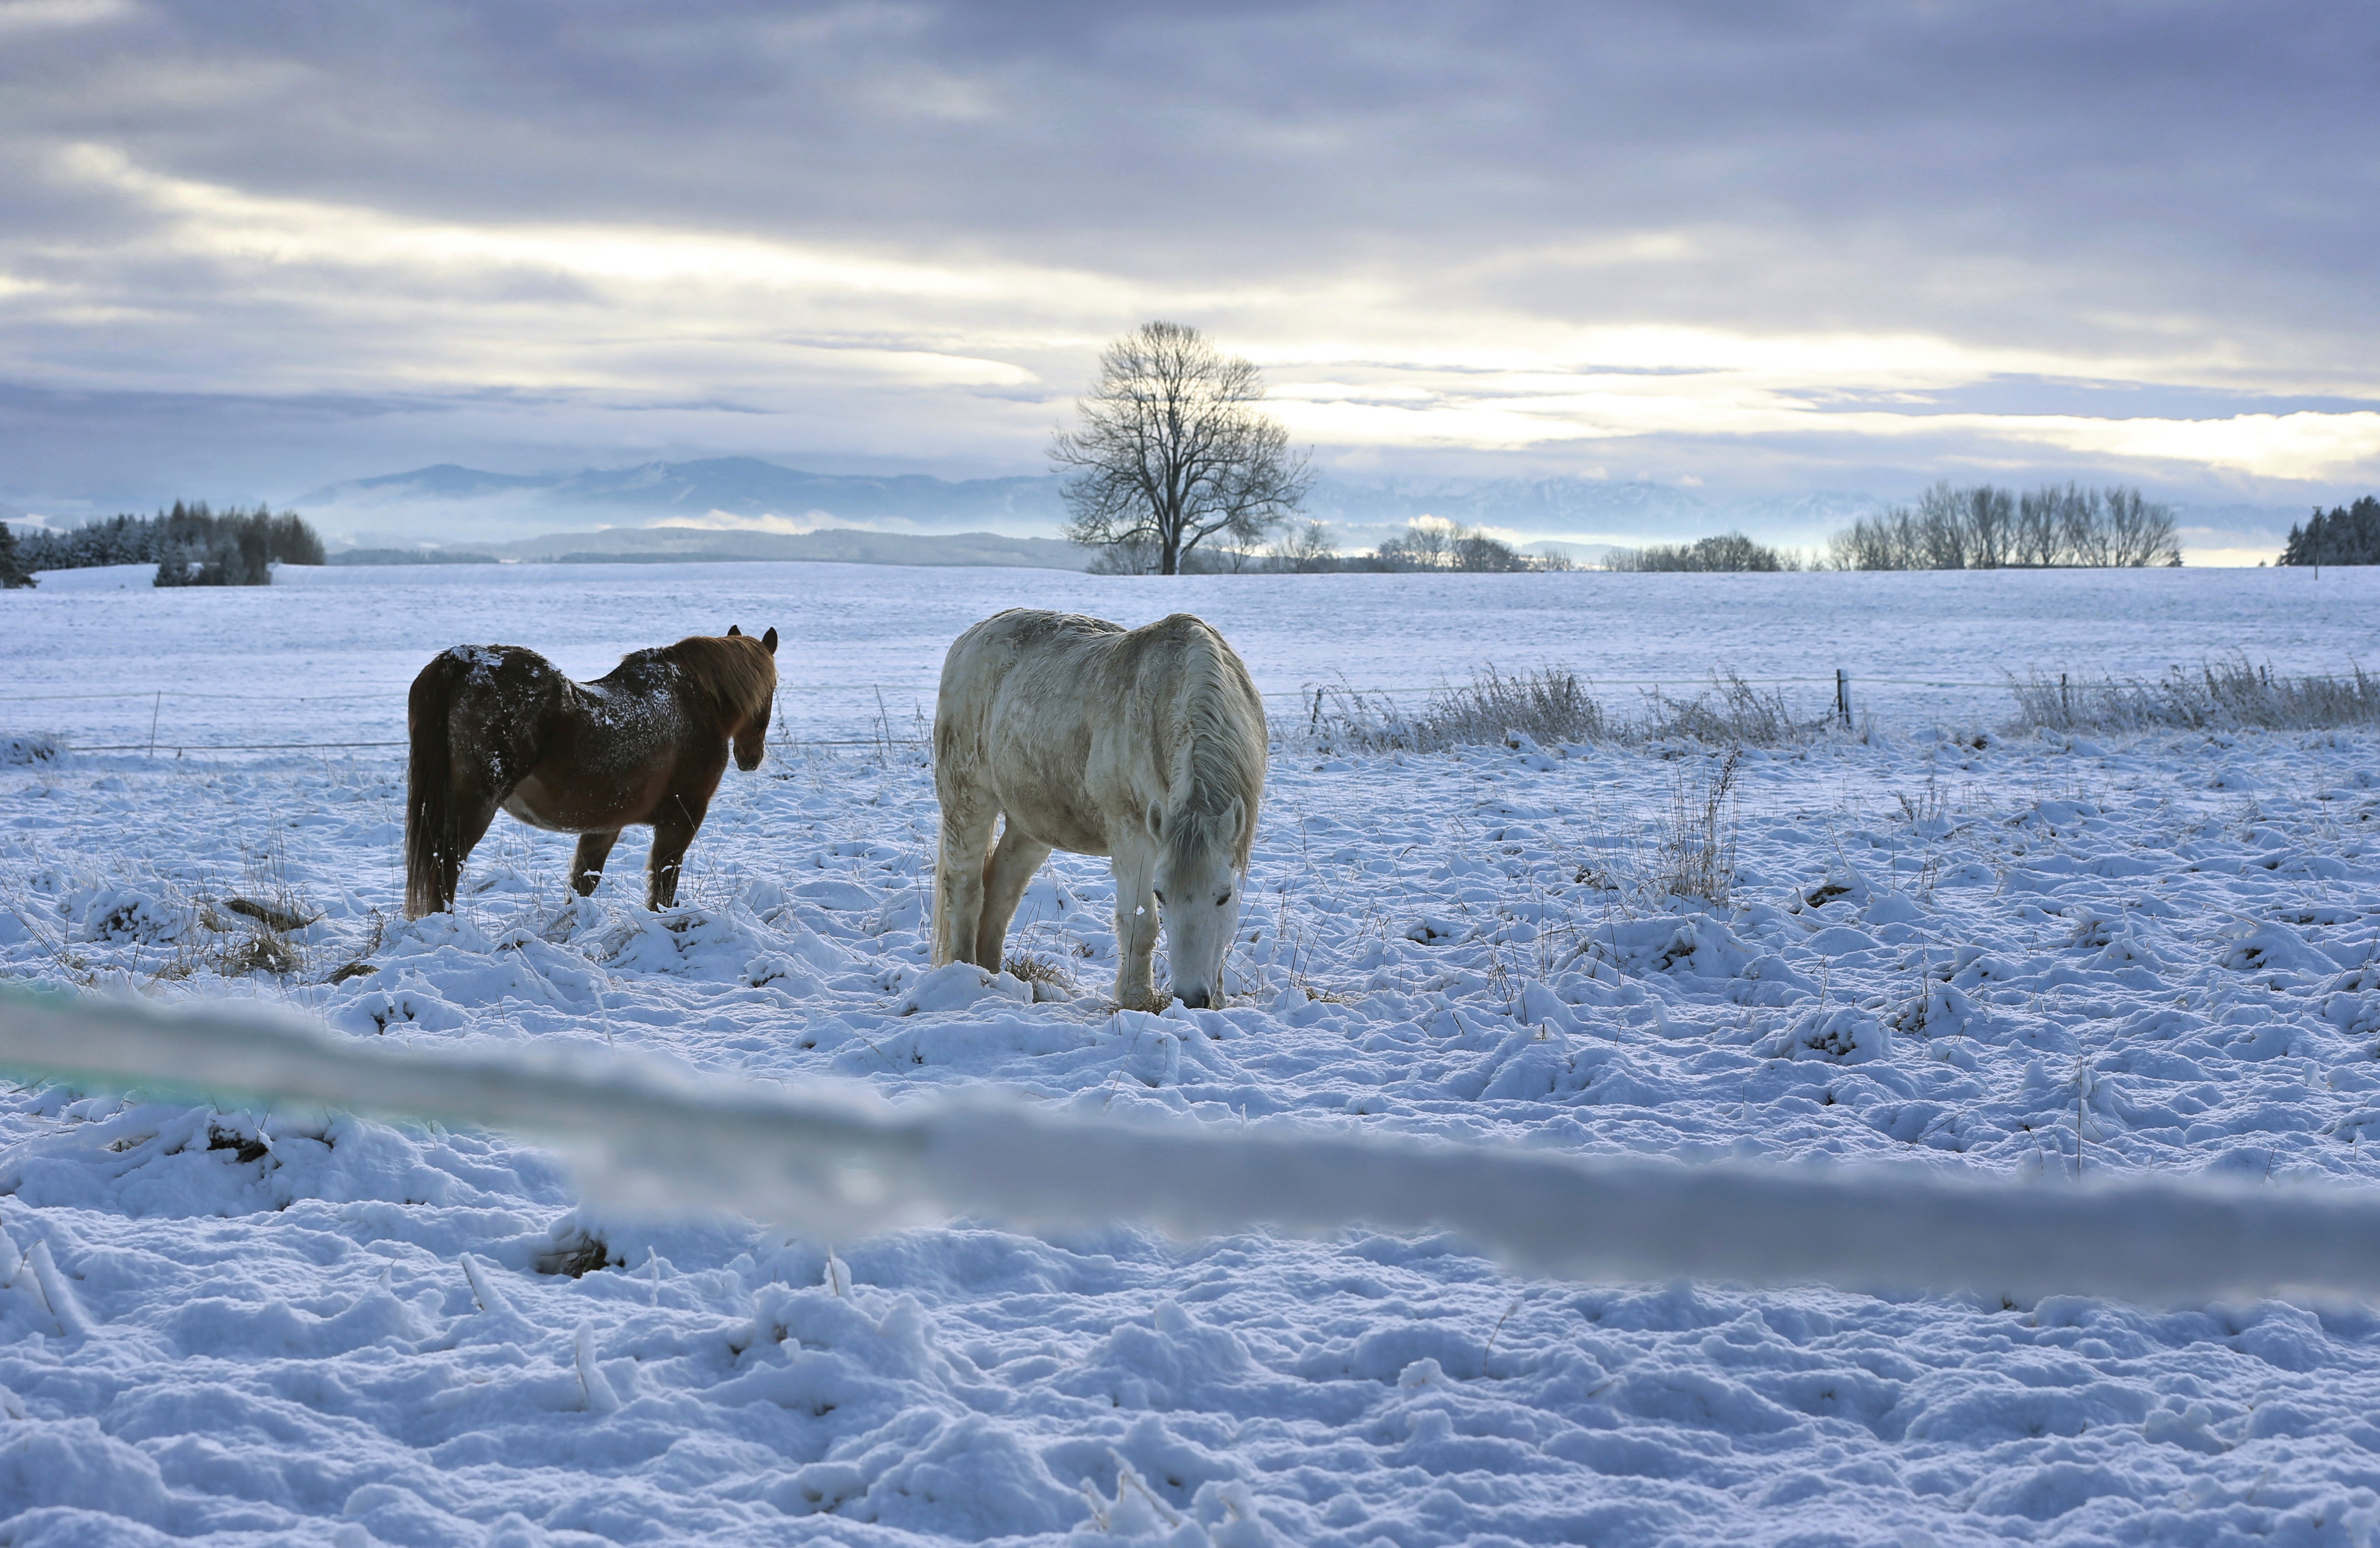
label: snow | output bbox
[14,559,2376,748]
[0,563,2378,1545]
[26,992,2380,1306]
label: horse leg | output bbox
[438,792,502,913]
[644,792,709,910]
[931,785,999,967]
[570,830,621,897]
[1110,848,1163,1011]
[974,826,1052,971]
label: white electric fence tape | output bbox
[4,987,2376,1302]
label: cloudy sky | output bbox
[2,0,2375,544]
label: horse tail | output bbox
[404,653,463,917]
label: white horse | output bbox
[931,609,1266,1010]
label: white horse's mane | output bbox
[1163,623,1264,872]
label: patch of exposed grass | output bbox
[535,1229,619,1278]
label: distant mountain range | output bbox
[9,454,2291,567]
[331,524,1093,571]
[294,456,1886,556]
[298,458,1067,544]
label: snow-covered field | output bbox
[17,559,2376,748]
[2,562,2379,1547]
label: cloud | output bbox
[0,0,2375,511]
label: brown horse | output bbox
[404,626,778,917]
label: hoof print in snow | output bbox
[896,961,1031,1016]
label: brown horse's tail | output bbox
[404,654,463,918]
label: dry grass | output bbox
[1300,665,1827,755]
[2009,659,2380,734]
[1640,672,1822,747]
[1648,752,1742,906]
[1302,667,1609,754]
[1002,952,1072,987]
[1410,667,1612,749]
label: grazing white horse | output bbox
[932,609,1266,1010]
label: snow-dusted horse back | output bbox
[932,609,1265,1010]
[404,627,777,917]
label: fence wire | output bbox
[4,989,2379,1302]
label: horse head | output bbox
[724,625,779,770]
[1147,794,1247,1010]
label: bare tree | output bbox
[1051,321,1312,575]
[1266,520,1338,573]
[1377,515,1455,570]
[1963,484,2014,568]
[1914,483,1970,569]
[2015,487,2068,566]
[2061,487,2114,566]
[2102,486,2182,566]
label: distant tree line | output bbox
[2278,496,2379,567]
[1605,532,1793,572]
[1112,515,1574,575]
[1364,516,1549,572]
[0,524,33,589]
[1829,483,2180,570]
[8,503,326,587]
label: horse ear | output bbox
[1224,795,1246,846]
[726,624,741,636]
[761,627,778,655]
[1145,801,1165,842]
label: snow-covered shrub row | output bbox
[0,724,2378,1544]
[1300,667,1823,755]
[2011,659,2380,735]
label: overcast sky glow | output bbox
[2,0,2376,534]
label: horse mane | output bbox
[1160,616,1265,873]
[662,634,777,722]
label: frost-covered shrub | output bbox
[2009,659,2380,734]
[1,733,62,764]
[1296,665,1827,753]
[1639,672,1820,747]
[1301,666,1608,753]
